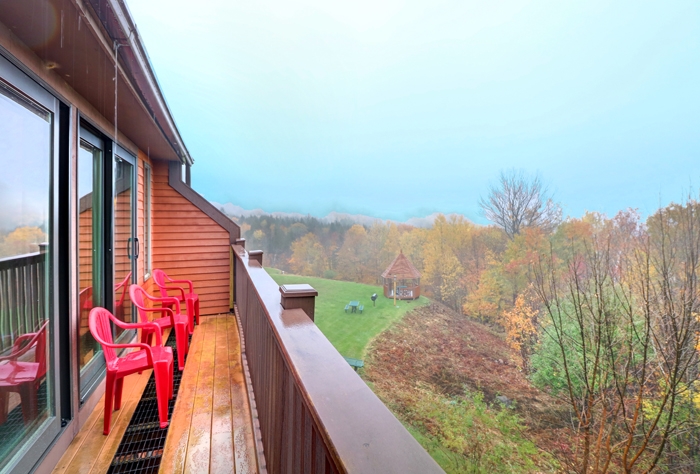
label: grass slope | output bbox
[266,268,429,359]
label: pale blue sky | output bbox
[127,0,700,223]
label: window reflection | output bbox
[113,156,134,337]
[0,82,53,468]
[78,137,103,385]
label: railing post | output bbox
[235,238,246,248]
[279,284,318,322]
[248,250,263,266]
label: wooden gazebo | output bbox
[382,251,421,300]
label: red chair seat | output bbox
[106,345,173,376]
[0,363,40,386]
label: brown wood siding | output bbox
[150,158,230,315]
[78,206,93,336]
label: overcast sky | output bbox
[127,0,700,223]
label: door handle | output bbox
[134,237,140,259]
[127,237,132,259]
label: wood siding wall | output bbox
[150,158,231,315]
[137,153,152,290]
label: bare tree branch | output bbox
[479,169,562,239]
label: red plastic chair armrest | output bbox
[162,284,186,301]
[167,277,194,294]
[106,313,164,346]
[138,306,179,328]
[148,295,181,314]
[99,341,156,365]
[0,328,44,362]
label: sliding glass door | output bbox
[77,128,138,399]
[77,127,105,398]
[0,54,61,473]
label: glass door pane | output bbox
[77,129,104,397]
[0,73,57,470]
[113,152,135,339]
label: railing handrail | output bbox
[233,244,443,473]
[0,251,43,268]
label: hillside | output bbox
[266,269,429,358]
[365,302,572,472]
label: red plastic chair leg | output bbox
[0,391,8,424]
[169,359,174,400]
[194,298,200,326]
[153,361,171,429]
[175,322,188,371]
[103,372,116,435]
[186,298,195,335]
[19,383,37,423]
[114,378,124,410]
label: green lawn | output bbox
[266,268,429,359]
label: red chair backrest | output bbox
[129,284,151,323]
[152,269,170,299]
[35,320,48,379]
[12,320,50,378]
[115,271,132,307]
[89,307,117,364]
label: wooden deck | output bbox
[53,314,258,474]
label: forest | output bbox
[230,172,700,472]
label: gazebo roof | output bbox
[381,251,421,279]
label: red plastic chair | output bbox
[0,320,49,425]
[88,307,173,435]
[130,284,189,371]
[153,269,200,334]
[114,271,132,323]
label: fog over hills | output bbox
[213,202,468,229]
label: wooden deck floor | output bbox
[53,314,258,474]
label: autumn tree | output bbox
[336,224,370,282]
[531,207,700,473]
[289,233,326,276]
[501,291,538,373]
[479,170,561,239]
[423,215,465,310]
[399,227,428,272]
[0,226,48,258]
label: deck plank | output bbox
[159,319,206,474]
[210,316,235,472]
[227,317,257,474]
[183,317,216,474]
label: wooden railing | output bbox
[0,251,46,353]
[232,243,443,474]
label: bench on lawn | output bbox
[344,304,350,313]
[344,357,364,372]
[358,305,364,313]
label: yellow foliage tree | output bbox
[0,226,48,258]
[289,233,326,277]
[423,216,465,309]
[336,224,369,282]
[501,291,538,372]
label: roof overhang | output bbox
[0,0,192,164]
